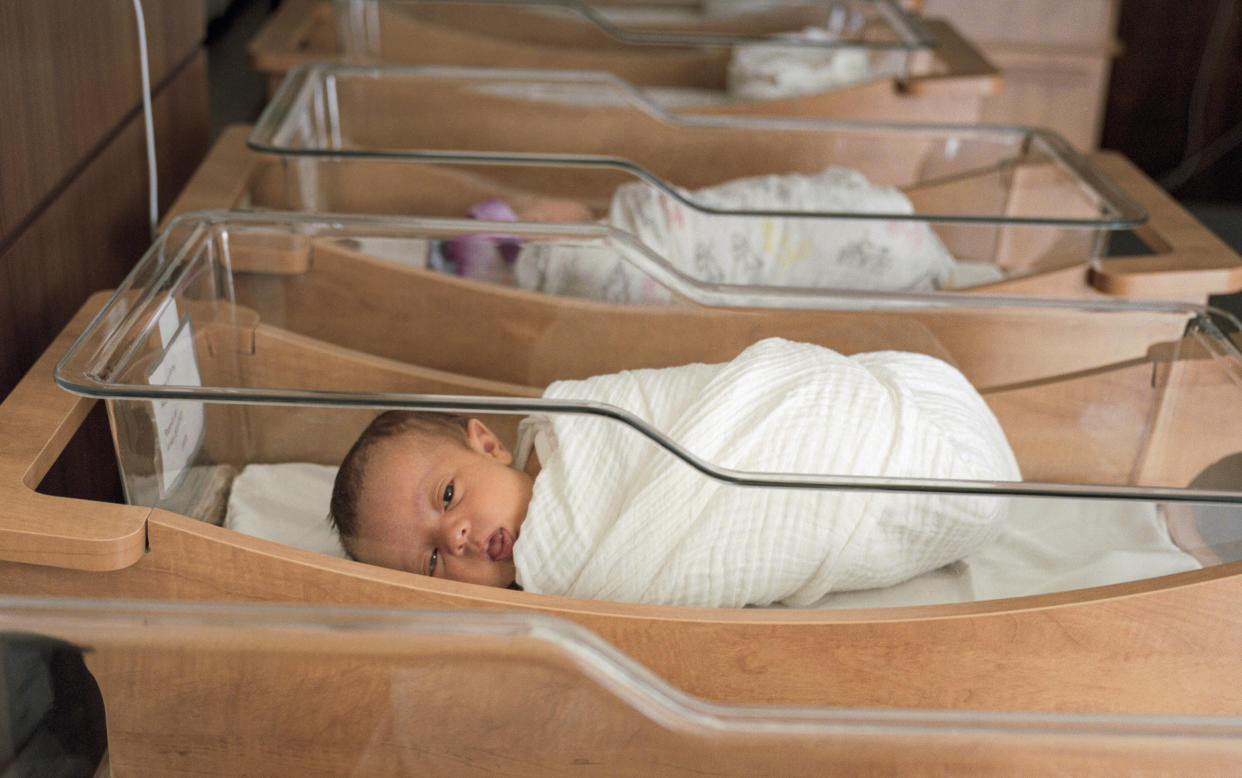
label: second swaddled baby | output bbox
[439,166,996,302]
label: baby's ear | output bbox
[465,418,513,465]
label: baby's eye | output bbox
[428,547,439,577]
[441,482,454,509]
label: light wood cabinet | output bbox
[920,0,1121,149]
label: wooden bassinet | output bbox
[248,0,1002,123]
[5,219,1242,722]
[172,125,1242,301]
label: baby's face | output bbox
[351,420,533,587]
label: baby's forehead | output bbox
[355,434,436,514]
[365,428,459,476]
[357,430,467,520]
[369,429,435,465]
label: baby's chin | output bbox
[451,559,517,589]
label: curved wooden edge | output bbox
[149,505,1242,630]
[678,77,984,122]
[161,124,269,227]
[254,317,544,399]
[0,292,150,571]
[1089,151,1242,298]
[902,18,1004,97]
[965,264,1102,298]
[143,509,1242,715]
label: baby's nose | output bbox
[443,516,471,555]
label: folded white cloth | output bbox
[513,337,1022,607]
[224,462,347,558]
[726,27,878,100]
[803,497,1200,609]
[513,166,962,302]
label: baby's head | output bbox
[329,411,533,587]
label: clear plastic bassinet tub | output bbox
[244,64,1158,298]
[3,595,1242,776]
[36,211,1242,714]
[248,0,999,122]
[325,0,933,83]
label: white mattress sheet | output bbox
[224,463,1200,607]
[225,463,347,559]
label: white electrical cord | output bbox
[132,0,159,238]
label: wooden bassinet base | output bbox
[9,601,1242,776]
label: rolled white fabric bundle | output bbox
[726,27,876,99]
[512,166,961,302]
[513,338,1022,607]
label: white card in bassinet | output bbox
[148,306,205,497]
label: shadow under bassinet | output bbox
[6,211,1242,718]
[248,0,1001,123]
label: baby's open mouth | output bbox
[485,528,515,562]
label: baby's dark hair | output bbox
[329,411,471,554]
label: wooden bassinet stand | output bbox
[6,598,1242,776]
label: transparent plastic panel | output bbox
[53,212,1242,610]
[248,64,1145,288]
[6,597,1242,776]
[327,0,928,95]
[334,0,933,51]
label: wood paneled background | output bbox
[0,1,211,401]
[1102,0,1242,203]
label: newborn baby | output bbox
[436,165,978,302]
[329,338,1021,607]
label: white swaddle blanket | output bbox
[512,166,963,303]
[726,27,893,100]
[512,338,1022,607]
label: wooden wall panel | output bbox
[920,0,1118,48]
[0,51,211,399]
[1101,0,1242,201]
[920,0,1121,149]
[0,0,204,241]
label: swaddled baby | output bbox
[329,338,1021,607]
[436,165,986,302]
